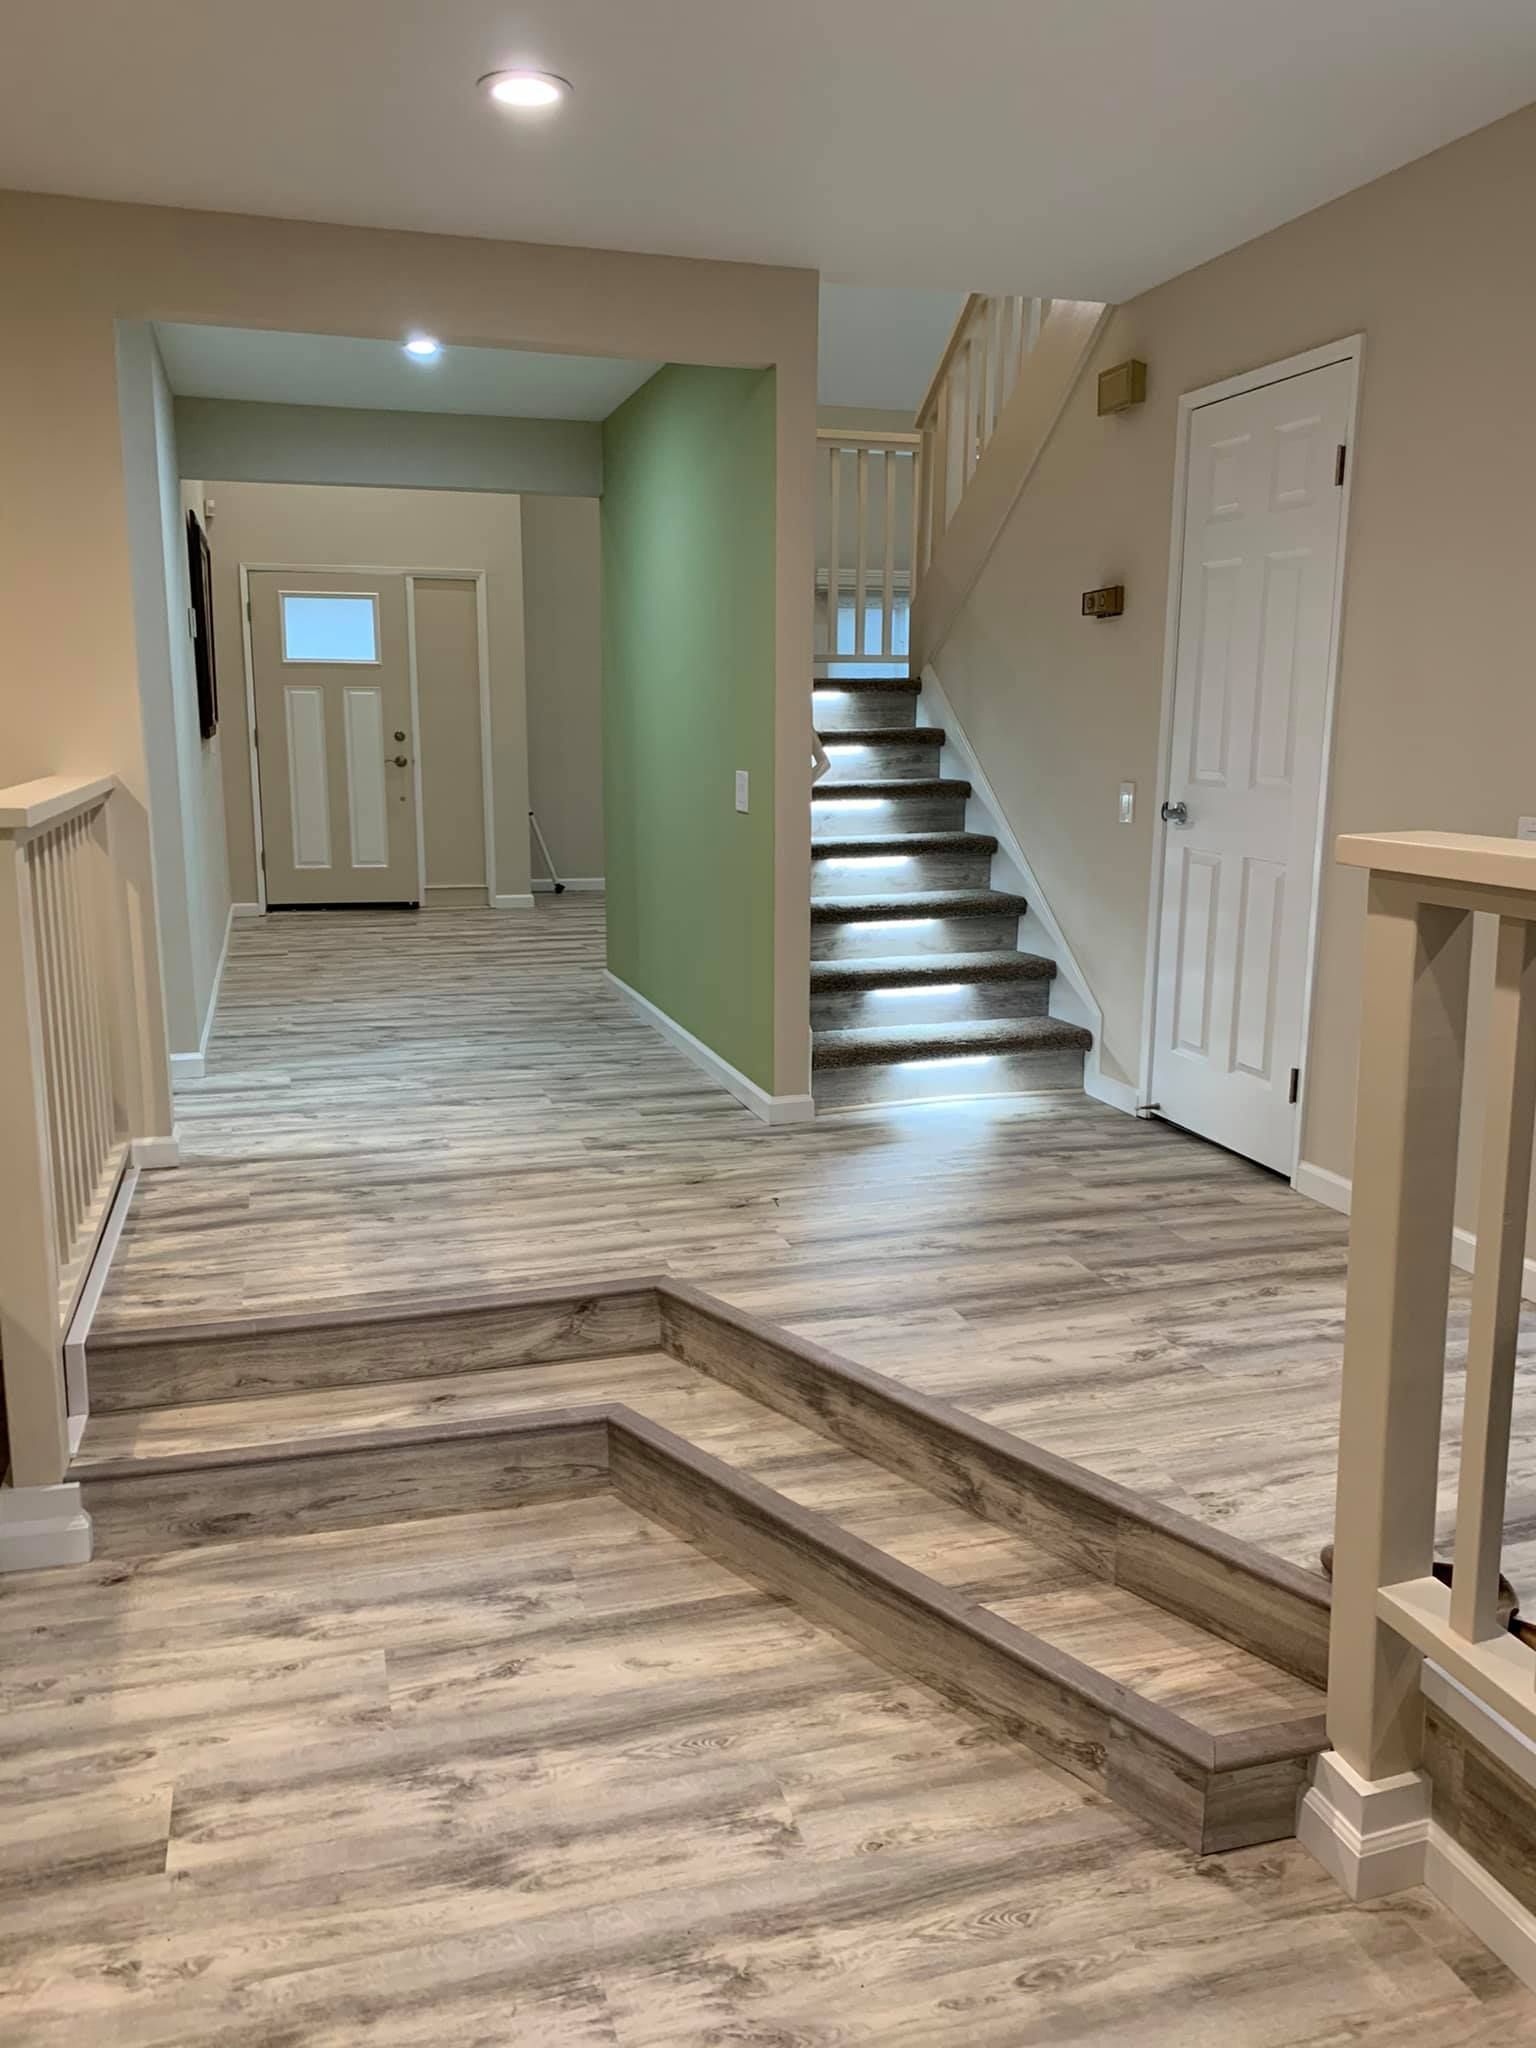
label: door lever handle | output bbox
[392,754,409,767]
[1160,799,1189,825]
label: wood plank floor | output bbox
[2,1491,1528,2045]
[97,902,1536,1584]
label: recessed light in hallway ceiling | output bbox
[402,335,442,360]
[479,70,571,112]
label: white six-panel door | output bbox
[1150,358,1353,1172]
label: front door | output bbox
[1149,358,1352,1172]
[249,570,420,906]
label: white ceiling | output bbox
[155,324,659,419]
[818,288,965,412]
[4,3,1536,299]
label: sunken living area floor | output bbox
[4,1486,1528,2046]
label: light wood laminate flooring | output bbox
[99,904,1536,1583]
[2,1491,1528,2046]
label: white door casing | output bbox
[1149,355,1355,1173]
[249,569,421,906]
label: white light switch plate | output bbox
[735,770,750,813]
[1518,817,1536,841]
[1119,782,1135,825]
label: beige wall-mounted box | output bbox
[1097,360,1147,415]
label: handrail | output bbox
[0,774,118,833]
[914,293,987,431]
[1326,829,1536,1778]
[0,773,144,1497]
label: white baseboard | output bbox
[63,1160,139,1427]
[0,1483,92,1571]
[1297,1750,1431,1900]
[1083,1065,1139,1114]
[490,893,537,911]
[1294,1157,1536,1299]
[606,970,815,1126]
[532,876,605,893]
[231,901,262,918]
[169,1049,205,1081]
[919,665,1132,1117]
[1425,1821,1536,1991]
[132,1126,182,1170]
[1301,1744,1536,1992]
[169,902,235,1088]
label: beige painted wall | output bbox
[201,481,533,901]
[932,103,1536,1213]
[0,191,815,1097]
[522,496,604,880]
[412,576,488,900]
[177,397,601,497]
[114,322,231,1060]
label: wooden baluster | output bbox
[1327,877,1472,1780]
[907,448,921,629]
[1450,915,1536,1641]
[854,448,869,658]
[54,819,96,1253]
[32,836,80,1255]
[915,428,934,581]
[826,444,842,658]
[880,450,896,659]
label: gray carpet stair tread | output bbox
[813,1015,1093,1069]
[811,832,998,859]
[814,777,971,800]
[810,888,1028,923]
[810,951,1056,989]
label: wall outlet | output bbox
[735,770,750,813]
[1118,782,1135,825]
[1518,817,1536,841]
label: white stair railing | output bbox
[815,429,922,666]
[914,293,1051,573]
[0,776,146,1490]
[1328,831,1536,1782]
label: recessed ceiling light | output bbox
[403,336,442,360]
[479,69,571,111]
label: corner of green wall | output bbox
[600,363,778,1092]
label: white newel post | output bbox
[1302,832,1536,1924]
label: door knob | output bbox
[392,754,409,767]
[1160,799,1189,825]
[394,730,407,742]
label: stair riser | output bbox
[810,849,991,898]
[811,978,1052,1032]
[813,1043,1087,1109]
[811,911,1020,961]
[812,793,968,838]
[818,736,941,780]
[810,685,918,731]
[85,1286,661,1412]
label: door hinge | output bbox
[1334,444,1347,487]
[245,597,252,621]
[1289,1066,1301,1105]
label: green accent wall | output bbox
[601,364,777,1090]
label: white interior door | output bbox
[1150,358,1353,1172]
[250,570,420,907]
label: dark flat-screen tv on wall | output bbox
[186,508,219,740]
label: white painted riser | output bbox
[811,980,1053,1032]
[813,796,968,838]
[811,851,992,898]
[814,1044,1087,1109]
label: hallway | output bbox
[97,900,1536,1581]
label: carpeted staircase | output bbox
[811,675,1092,1107]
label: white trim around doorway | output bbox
[238,562,498,912]
[1136,334,1365,1187]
